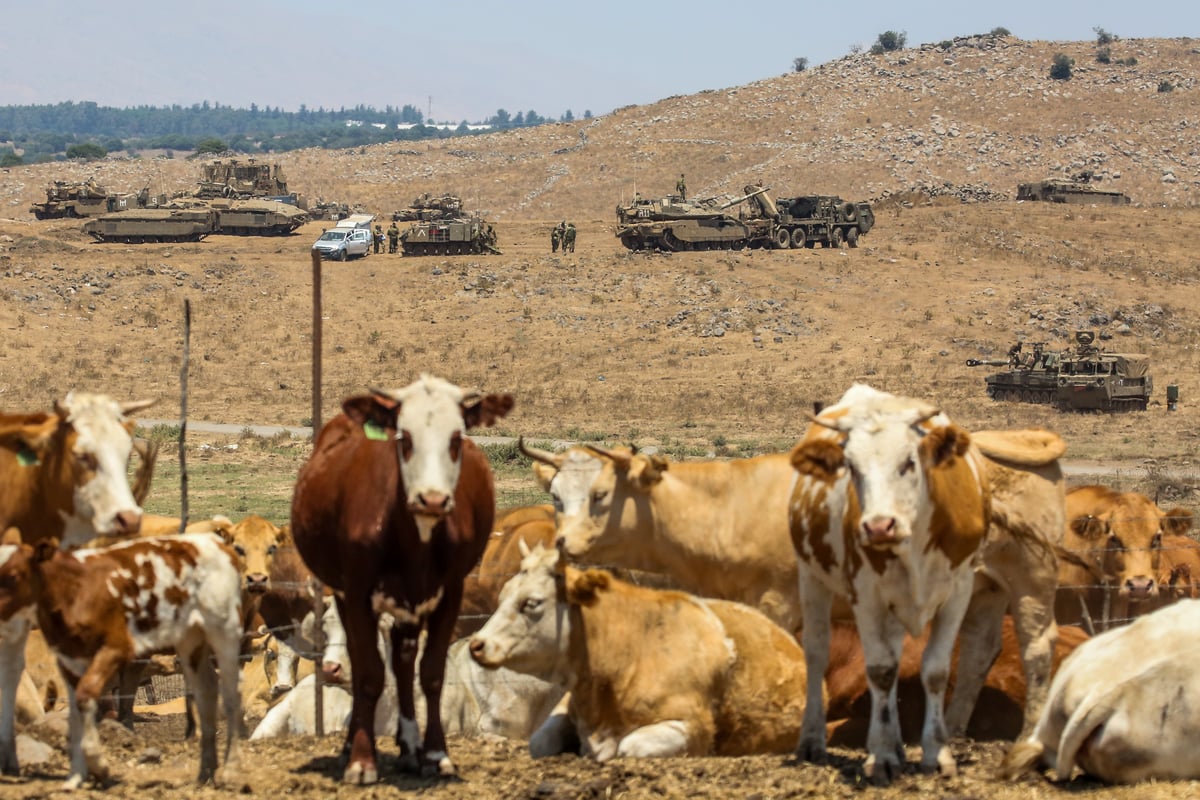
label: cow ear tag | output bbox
[363,421,389,441]
[17,445,39,467]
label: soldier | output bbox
[551,225,561,253]
[386,221,400,254]
[676,173,687,200]
[373,225,384,254]
[564,222,577,253]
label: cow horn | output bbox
[120,399,157,416]
[518,437,563,468]
[806,412,846,433]
[585,443,632,470]
[130,437,159,506]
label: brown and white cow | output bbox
[0,534,244,788]
[788,383,989,782]
[470,542,812,759]
[534,425,1066,744]
[0,393,154,775]
[291,374,512,783]
[255,539,324,696]
[1003,598,1200,783]
[1056,485,1193,631]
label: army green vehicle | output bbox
[1016,172,1130,205]
[966,341,1062,405]
[1054,331,1152,412]
[210,199,309,235]
[393,193,464,222]
[195,158,290,199]
[30,179,116,219]
[82,208,219,243]
[615,187,767,251]
[400,215,500,256]
[768,193,876,249]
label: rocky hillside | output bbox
[1,35,1197,222]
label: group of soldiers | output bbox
[551,220,577,253]
[374,223,402,254]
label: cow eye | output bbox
[591,490,607,506]
[520,597,542,614]
[267,545,277,555]
[1108,536,1124,551]
[899,457,915,476]
[550,493,563,512]
[1152,533,1162,549]
[234,544,246,556]
[449,431,463,461]
[399,431,414,460]
[76,452,99,471]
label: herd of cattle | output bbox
[1,377,1199,791]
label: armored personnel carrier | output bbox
[1054,331,1152,412]
[82,208,219,243]
[966,341,1062,405]
[210,199,309,235]
[400,215,500,256]
[615,187,766,251]
[1016,172,1130,205]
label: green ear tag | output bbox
[363,421,389,441]
[16,446,39,467]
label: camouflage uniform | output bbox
[386,223,400,254]
[676,174,687,200]
[564,222,576,253]
[551,226,561,253]
[373,225,384,254]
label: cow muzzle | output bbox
[1122,575,1157,600]
[322,660,348,685]
[244,574,269,595]
[861,516,903,548]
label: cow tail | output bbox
[998,739,1045,780]
[1054,692,1118,781]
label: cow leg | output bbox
[945,575,1006,736]
[210,632,245,782]
[917,576,975,778]
[856,607,906,785]
[340,594,384,785]
[0,615,32,775]
[617,720,694,758]
[179,642,220,784]
[63,680,89,789]
[795,570,834,764]
[390,618,422,773]
[1009,587,1059,738]
[416,588,463,777]
[530,694,579,758]
[115,662,145,728]
[70,648,126,788]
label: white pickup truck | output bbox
[311,226,371,261]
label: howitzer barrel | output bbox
[719,186,769,210]
[966,358,1011,367]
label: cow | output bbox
[787,383,990,782]
[255,540,324,697]
[456,512,557,639]
[469,542,812,760]
[1002,598,1200,783]
[825,619,1088,747]
[1055,485,1193,632]
[532,424,1066,745]
[0,534,244,788]
[0,393,154,775]
[290,374,513,783]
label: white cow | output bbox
[1003,598,1200,783]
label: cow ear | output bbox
[626,454,668,490]
[1163,508,1194,537]
[531,462,557,492]
[275,523,290,544]
[32,539,59,564]
[1,527,21,546]
[565,568,610,606]
[342,395,397,433]
[921,423,971,467]
[790,438,844,481]
[0,416,59,461]
[1071,514,1107,541]
[463,393,514,430]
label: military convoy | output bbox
[614,185,874,252]
[1016,172,1131,205]
[967,331,1153,412]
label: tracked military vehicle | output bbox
[615,188,766,251]
[209,199,309,235]
[400,215,500,256]
[393,193,464,222]
[966,341,1062,405]
[30,180,116,219]
[1055,331,1152,412]
[195,158,290,199]
[82,208,219,243]
[1016,172,1130,205]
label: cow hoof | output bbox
[421,753,455,778]
[864,752,903,785]
[921,747,957,778]
[343,761,378,785]
[397,751,420,774]
[794,738,828,765]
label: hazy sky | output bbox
[2,1,1195,122]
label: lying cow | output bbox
[469,542,812,760]
[0,534,244,788]
[1003,598,1200,783]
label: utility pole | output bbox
[428,95,432,124]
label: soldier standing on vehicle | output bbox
[373,225,384,254]
[386,221,400,254]
[564,222,576,253]
[551,225,561,253]
[676,173,687,200]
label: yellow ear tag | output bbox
[17,445,39,467]
[363,421,389,441]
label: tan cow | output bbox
[469,542,812,760]
[1056,485,1193,632]
[457,510,557,639]
[529,425,1066,745]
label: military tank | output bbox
[1016,171,1130,205]
[209,199,309,235]
[400,215,500,256]
[1054,331,1152,412]
[614,187,767,252]
[82,208,220,243]
[966,341,1062,405]
[30,179,115,219]
[393,193,464,222]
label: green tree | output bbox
[990,27,1011,37]
[1094,26,1116,45]
[793,56,809,72]
[1049,53,1074,80]
[196,137,228,154]
[0,150,22,167]
[65,142,106,160]
[870,30,906,55]
[1096,46,1112,64]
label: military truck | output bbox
[1054,331,1152,412]
[400,216,500,256]
[194,158,290,199]
[768,193,875,249]
[1016,172,1130,205]
[82,208,220,243]
[966,341,1062,405]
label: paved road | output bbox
[137,419,1192,479]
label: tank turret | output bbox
[968,341,1061,405]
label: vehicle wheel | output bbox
[846,227,859,248]
[830,228,844,249]
[790,228,806,248]
[336,249,346,262]
[773,227,791,249]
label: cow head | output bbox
[318,598,393,688]
[523,440,667,564]
[218,514,286,596]
[469,541,572,682]
[343,374,514,543]
[0,393,155,549]
[1070,495,1192,601]
[797,383,977,552]
[0,542,37,623]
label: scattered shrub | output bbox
[792,56,808,72]
[990,26,1012,37]
[870,30,907,55]
[1159,80,1175,93]
[1049,53,1074,80]
[1096,46,1112,64]
[1094,26,1116,46]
